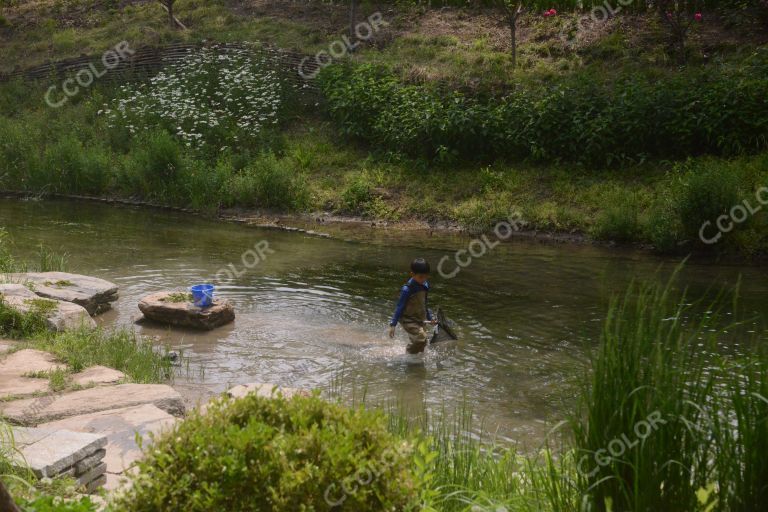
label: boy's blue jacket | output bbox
[390,278,432,326]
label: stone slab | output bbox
[11,427,107,478]
[85,474,107,494]
[75,449,106,475]
[7,272,119,316]
[0,349,66,398]
[0,283,38,299]
[40,404,178,475]
[0,384,185,425]
[0,349,64,376]
[0,284,96,331]
[71,366,125,386]
[138,291,235,330]
[76,461,107,486]
[227,382,311,400]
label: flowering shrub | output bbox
[102,45,286,152]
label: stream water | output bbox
[2,198,766,446]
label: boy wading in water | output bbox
[388,258,437,354]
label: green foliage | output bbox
[20,495,98,512]
[124,130,184,195]
[103,45,289,153]
[222,153,309,210]
[715,355,768,511]
[590,189,642,242]
[0,297,49,338]
[341,175,373,213]
[113,393,427,512]
[674,159,743,241]
[35,327,173,383]
[319,57,768,166]
[572,276,721,511]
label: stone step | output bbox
[71,366,125,387]
[11,427,107,478]
[0,349,66,398]
[0,384,185,425]
[39,404,178,477]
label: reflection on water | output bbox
[2,199,766,445]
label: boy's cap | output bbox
[410,258,430,274]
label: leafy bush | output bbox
[19,495,98,512]
[591,189,642,242]
[319,57,768,166]
[674,159,743,242]
[112,393,427,512]
[341,176,372,213]
[103,45,287,153]
[222,153,309,210]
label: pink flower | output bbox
[666,11,673,20]
[694,12,703,21]
[549,8,557,16]
[543,10,551,17]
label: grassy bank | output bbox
[1,2,768,259]
[2,76,768,256]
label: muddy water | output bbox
[2,199,766,445]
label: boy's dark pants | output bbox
[401,321,427,354]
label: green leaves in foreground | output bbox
[112,393,430,512]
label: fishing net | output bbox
[430,307,458,344]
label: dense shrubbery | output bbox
[112,393,429,512]
[103,46,287,153]
[319,55,768,166]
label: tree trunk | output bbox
[509,15,517,69]
[168,1,175,28]
[349,0,357,52]
[0,481,21,512]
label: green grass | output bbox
[2,74,767,254]
[161,292,193,304]
[33,327,175,384]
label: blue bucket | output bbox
[190,284,215,308]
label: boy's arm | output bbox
[390,285,411,327]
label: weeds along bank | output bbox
[2,42,768,255]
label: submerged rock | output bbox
[138,291,235,330]
[7,272,119,315]
[0,284,95,331]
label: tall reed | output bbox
[571,277,725,511]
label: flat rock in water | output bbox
[227,383,311,400]
[0,284,95,331]
[11,427,107,478]
[7,272,118,315]
[71,366,125,386]
[0,384,185,425]
[138,291,235,330]
[40,404,177,475]
[0,349,66,397]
